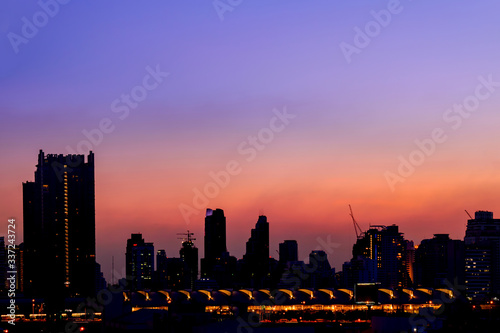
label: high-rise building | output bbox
[350,224,412,288]
[95,262,107,292]
[201,208,227,279]
[404,240,415,286]
[15,243,24,293]
[307,250,333,288]
[279,240,298,264]
[464,211,500,300]
[155,250,168,289]
[342,256,376,288]
[125,233,154,290]
[155,250,184,290]
[414,234,464,289]
[23,150,96,301]
[200,208,236,287]
[242,216,270,288]
[179,231,198,289]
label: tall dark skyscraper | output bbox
[23,150,96,301]
[126,233,154,290]
[179,231,198,290]
[349,224,412,288]
[155,250,168,289]
[464,211,500,300]
[201,208,227,279]
[203,209,226,260]
[242,215,270,287]
[279,240,298,264]
[307,250,333,289]
[200,208,236,287]
[414,234,464,289]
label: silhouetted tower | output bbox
[242,215,270,288]
[279,240,298,264]
[178,230,198,289]
[201,208,227,278]
[351,224,411,288]
[464,211,500,300]
[308,250,333,288]
[155,250,168,289]
[414,234,464,289]
[23,150,96,307]
[126,233,154,290]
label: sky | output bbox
[2,0,500,283]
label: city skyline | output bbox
[10,149,494,298]
[2,1,500,285]
[5,148,500,284]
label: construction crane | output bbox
[465,210,473,219]
[349,204,364,239]
[177,230,196,243]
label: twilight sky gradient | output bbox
[2,0,500,282]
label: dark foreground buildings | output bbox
[126,233,154,290]
[200,208,236,287]
[240,215,270,288]
[23,150,96,304]
[464,210,500,300]
[343,225,413,289]
[414,234,464,289]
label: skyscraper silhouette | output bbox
[350,224,412,288]
[307,250,333,288]
[201,208,227,279]
[464,211,500,300]
[126,233,154,290]
[279,240,298,264]
[242,215,270,288]
[414,234,464,289]
[23,150,96,304]
[200,208,236,287]
[179,231,198,289]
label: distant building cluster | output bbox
[124,209,335,292]
[2,150,500,313]
[122,207,500,303]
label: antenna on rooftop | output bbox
[177,230,196,243]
